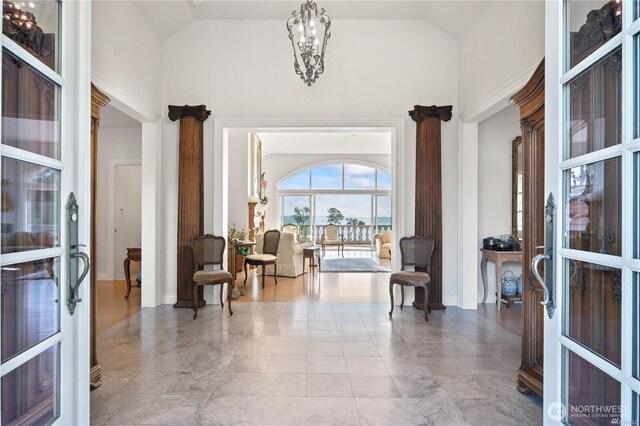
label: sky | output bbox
[278,163,391,191]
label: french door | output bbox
[544,0,640,424]
[0,1,91,425]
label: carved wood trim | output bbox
[512,58,545,397]
[168,105,211,122]
[409,105,452,123]
[89,84,110,390]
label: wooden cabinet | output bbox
[511,59,545,396]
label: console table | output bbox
[124,247,141,299]
[480,249,523,310]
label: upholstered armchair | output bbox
[255,232,306,277]
[373,231,392,259]
[281,223,300,244]
[321,224,344,257]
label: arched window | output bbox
[278,163,391,191]
[277,163,392,244]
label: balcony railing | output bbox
[294,224,392,244]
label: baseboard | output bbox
[442,295,458,307]
[162,293,177,305]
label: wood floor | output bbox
[237,253,391,303]
[96,279,141,333]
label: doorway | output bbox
[217,123,403,305]
[95,105,143,333]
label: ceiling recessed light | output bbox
[284,142,290,146]
[346,142,352,146]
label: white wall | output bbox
[477,105,522,303]
[92,1,163,116]
[96,127,142,280]
[228,132,250,234]
[458,1,544,118]
[161,19,459,305]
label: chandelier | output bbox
[286,0,331,86]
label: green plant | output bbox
[293,206,310,225]
[327,207,344,224]
[228,225,250,255]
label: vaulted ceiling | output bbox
[131,0,489,41]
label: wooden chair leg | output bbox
[243,259,249,285]
[261,264,266,288]
[227,280,234,316]
[424,285,430,322]
[400,285,405,309]
[388,280,395,318]
[219,283,224,309]
[193,283,199,320]
[273,262,278,285]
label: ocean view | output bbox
[282,216,392,226]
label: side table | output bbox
[124,247,141,299]
[303,246,321,276]
[480,249,523,310]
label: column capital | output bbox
[409,105,453,123]
[168,105,211,122]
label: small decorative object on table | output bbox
[501,270,518,296]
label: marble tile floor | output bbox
[91,302,542,425]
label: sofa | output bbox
[373,231,392,259]
[255,232,307,277]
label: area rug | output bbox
[320,258,390,273]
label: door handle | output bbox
[531,253,551,305]
[71,252,90,295]
[532,193,556,319]
[66,193,91,316]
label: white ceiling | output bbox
[131,1,489,40]
[101,104,141,128]
[257,131,392,155]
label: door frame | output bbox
[211,118,405,302]
[108,159,142,281]
[90,75,162,308]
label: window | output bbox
[277,163,392,243]
[278,163,391,191]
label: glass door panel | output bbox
[1,157,60,253]
[546,0,638,422]
[281,195,311,242]
[1,344,59,426]
[563,158,621,255]
[315,194,371,243]
[566,49,621,159]
[1,258,59,362]
[635,273,639,379]
[565,260,621,366]
[565,349,621,425]
[0,1,68,424]
[2,1,60,71]
[566,1,622,70]
[374,195,391,234]
[1,50,60,159]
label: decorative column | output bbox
[168,105,211,308]
[90,84,110,389]
[409,105,452,311]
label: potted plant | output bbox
[228,225,250,272]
